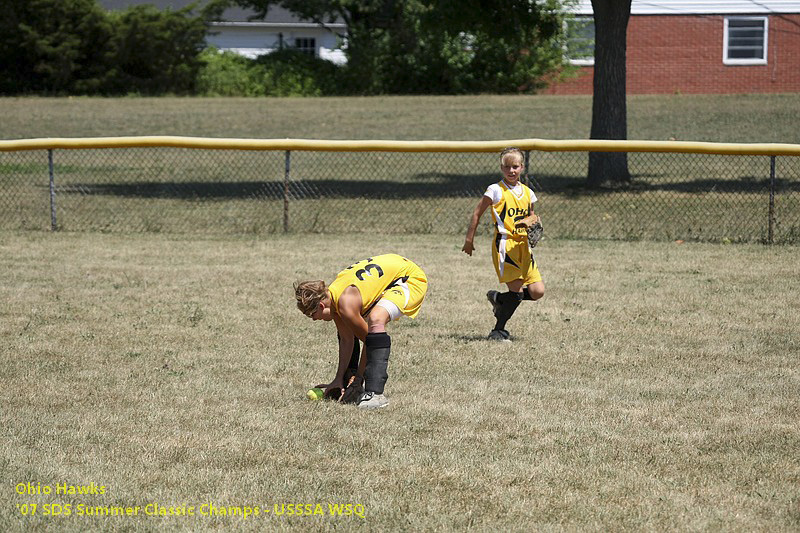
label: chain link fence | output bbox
[1,139,798,243]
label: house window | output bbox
[294,38,316,56]
[724,17,767,65]
[565,16,595,65]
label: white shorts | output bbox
[376,299,403,321]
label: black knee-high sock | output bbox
[522,290,536,301]
[364,332,391,394]
[494,291,523,331]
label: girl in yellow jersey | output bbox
[294,254,428,409]
[462,147,545,342]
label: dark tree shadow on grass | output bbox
[59,172,799,199]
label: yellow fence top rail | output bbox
[1,136,800,156]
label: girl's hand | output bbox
[324,379,344,400]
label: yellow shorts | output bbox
[492,235,542,285]
[376,267,428,320]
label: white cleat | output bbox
[357,392,389,409]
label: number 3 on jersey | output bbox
[356,262,383,281]
[345,258,385,281]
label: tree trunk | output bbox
[588,0,632,187]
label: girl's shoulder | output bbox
[484,182,505,204]
[486,182,504,194]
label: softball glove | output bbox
[527,216,543,248]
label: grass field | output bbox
[2,94,800,142]
[1,231,799,531]
[1,94,799,529]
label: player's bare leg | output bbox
[524,281,545,301]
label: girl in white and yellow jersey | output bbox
[462,147,545,342]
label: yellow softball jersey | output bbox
[488,180,534,241]
[486,180,541,284]
[328,254,427,318]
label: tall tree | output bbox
[0,0,210,95]
[0,0,114,94]
[207,0,566,94]
[587,0,631,187]
[106,4,209,95]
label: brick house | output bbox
[545,0,800,94]
[98,0,346,63]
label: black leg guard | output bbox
[494,291,523,331]
[364,332,391,394]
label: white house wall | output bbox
[207,23,346,63]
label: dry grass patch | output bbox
[1,232,798,531]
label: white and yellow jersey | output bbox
[485,180,536,242]
[328,254,427,318]
[484,180,541,284]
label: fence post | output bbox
[48,149,57,231]
[283,150,290,233]
[523,150,530,188]
[768,155,776,244]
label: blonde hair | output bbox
[500,146,524,166]
[294,280,327,316]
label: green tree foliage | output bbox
[210,0,569,94]
[0,0,114,94]
[1,0,571,96]
[196,48,263,96]
[0,0,208,95]
[252,49,341,96]
[105,4,208,95]
[197,48,341,96]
